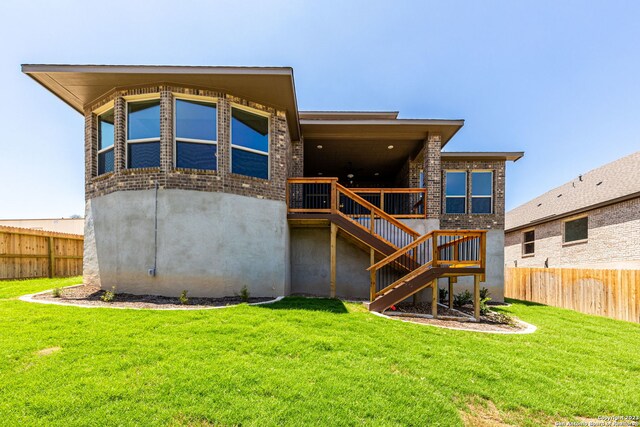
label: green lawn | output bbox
[0,278,638,426]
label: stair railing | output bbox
[367,230,487,301]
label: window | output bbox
[564,216,588,243]
[445,171,466,213]
[523,230,535,255]
[231,107,269,179]
[97,109,114,175]
[127,99,160,168]
[471,171,493,214]
[175,98,217,170]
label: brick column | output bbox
[84,109,97,188]
[160,90,173,172]
[424,133,442,219]
[290,139,304,178]
[218,97,231,179]
[113,96,126,172]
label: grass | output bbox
[0,277,639,426]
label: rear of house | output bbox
[24,64,522,312]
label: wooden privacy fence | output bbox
[0,225,83,280]
[505,267,640,323]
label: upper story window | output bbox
[445,171,466,214]
[175,98,217,170]
[231,106,269,179]
[523,229,535,255]
[97,109,114,175]
[471,171,493,214]
[127,99,160,169]
[564,216,588,244]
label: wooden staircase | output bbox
[287,178,487,317]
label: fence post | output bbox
[48,236,56,278]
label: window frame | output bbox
[562,215,589,245]
[94,101,115,176]
[444,170,467,214]
[522,228,535,257]
[471,170,494,214]
[173,93,219,171]
[230,103,271,180]
[124,94,161,169]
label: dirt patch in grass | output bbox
[35,346,61,356]
[32,285,274,310]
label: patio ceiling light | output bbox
[374,172,379,176]
[317,144,323,149]
[347,173,354,179]
[318,172,323,176]
[387,145,394,149]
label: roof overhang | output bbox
[442,151,524,162]
[22,64,300,140]
[300,119,464,147]
[299,111,399,120]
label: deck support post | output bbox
[448,277,455,309]
[330,222,337,298]
[369,248,376,301]
[431,279,438,319]
[474,274,481,320]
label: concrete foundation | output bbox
[84,189,289,298]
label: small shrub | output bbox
[101,286,117,302]
[480,297,492,315]
[480,287,491,300]
[52,287,62,298]
[239,285,250,303]
[179,290,189,305]
[453,290,473,308]
[438,287,448,304]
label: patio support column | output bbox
[474,275,481,319]
[448,277,455,309]
[431,279,438,318]
[424,133,442,220]
[330,222,337,298]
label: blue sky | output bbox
[0,0,638,218]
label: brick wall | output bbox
[440,159,506,230]
[505,197,640,269]
[423,134,441,219]
[84,85,291,202]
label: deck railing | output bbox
[286,178,427,219]
[367,230,487,300]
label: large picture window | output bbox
[445,171,466,214]
[471,171,493,214]
[564,216,588,243]
[175,98,217,170]
[127,99,160,169]
[231,107,269,179]
[97,109,114,175]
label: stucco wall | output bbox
[290,227,370,299]
[505,197,640,269]
[84,189,289,298]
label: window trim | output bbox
[94,101,115,176]
[562,214,589,246]
[471,170,493,215]
[522,228,535,257]
[173,94,219,171]
[230,103,270,180]
[444,170,467,214]
[124,94,161,169]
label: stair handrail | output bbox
[367,230,435,272]
[334,183,420,239]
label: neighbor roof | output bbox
[506,151,640,231]
[22,64,301,140]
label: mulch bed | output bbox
[32,285,274,310]
[385,301,529,333]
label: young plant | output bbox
[480,287,491,300]
[101,286,117,302]
[179,290,189,305]
[239,285,250,303]
[438,287,448,304]
[52,287,62,298]
[453,290,473,308]
[479,296,492,315]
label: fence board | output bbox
[0,225,83,280]
[505,267,640,323]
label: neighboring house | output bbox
[505,151,640,270]
[0,218,84,235]
[24,64,522,312]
